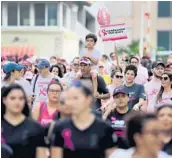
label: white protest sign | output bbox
[99,23,127,42]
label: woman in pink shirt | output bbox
[32,80,63,126]
[156,71,172,108]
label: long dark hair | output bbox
[57,63,67,75]
[3,73,11,82]
[1,84,30,120]
[156,71,172,103]
[62,64,67,74]
[3,68,15,82]
[49,64,63,78]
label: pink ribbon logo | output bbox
[150,89,158,95]
[39,87,47,96]
[62,129,74,150]
[101,29,107,36]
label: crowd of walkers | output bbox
[1,33,172,158]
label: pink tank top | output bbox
[38,102,58,126]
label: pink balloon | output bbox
[97,7,111,26]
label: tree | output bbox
[117,39,165,56]
[128,40,140,55]
[117,40,140,55]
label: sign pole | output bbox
[114,42,120,70]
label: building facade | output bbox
[1,1,96,62]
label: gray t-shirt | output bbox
[121,83,146,109]
[17,78,33,97]
[80,48,101,66]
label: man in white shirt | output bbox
[31,59,54,105]
[129,56,149,85]
[144,61,165,112]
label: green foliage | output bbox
[117,40,140,55]
[117,39,165,56]
[117,47,129,55]
[128,40,140,55]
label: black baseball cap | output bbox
[113,86,128,97]
[152,61,165,69]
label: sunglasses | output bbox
[99,66,104,68]
[115,75,123,79]
[161,77,169,81]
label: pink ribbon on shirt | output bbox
[39,87,47,96]
[62,129,74,150]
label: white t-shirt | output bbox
[144,79,161,112]
[135,65,148,85]
[31,74,54,105]
[109,148,172,158]
[156,90,172,108]
[17,78,33,97]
